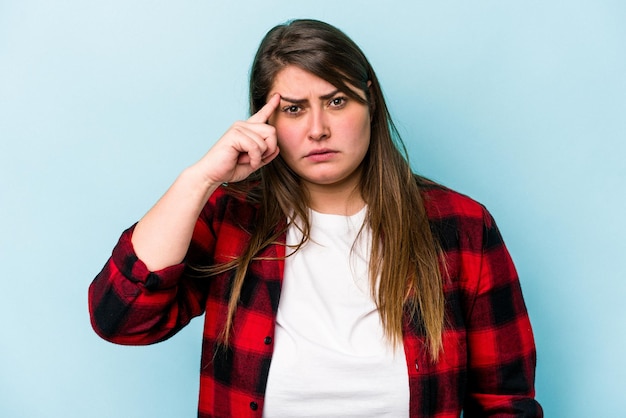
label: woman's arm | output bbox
[88,94,281,344]
[463,208,542,417]
[131,94,281,271]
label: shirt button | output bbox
[250,401,258,411]
[415,361,419,371]
[264,336,272,345]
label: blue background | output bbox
[1,1,624,416]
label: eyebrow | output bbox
[279,89,341,104]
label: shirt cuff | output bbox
[111,224,186,291]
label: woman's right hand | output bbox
[130,94,281,271]
[196,93,281,186]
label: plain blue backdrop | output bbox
[1,1,624,416]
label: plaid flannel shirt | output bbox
[89,181,542,417]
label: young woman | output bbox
[89,19,542,417]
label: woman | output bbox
[89,19,542,417]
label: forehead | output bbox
[270,65,337,97]
[269,65,366,101]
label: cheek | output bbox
[275,124,302,153]
[338,112,371,142]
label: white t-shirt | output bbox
[263,207,410,417]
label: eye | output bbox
[329,96,347,108]
[281,104,302,115]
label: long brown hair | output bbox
[203,19,445,361]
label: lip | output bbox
[304,148,338,162]
[305,148,337,157]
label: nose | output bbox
[307,107,330,141]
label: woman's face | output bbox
[268,65,371,194]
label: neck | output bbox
[303,180,365,216]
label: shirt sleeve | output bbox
[463,208,543,417]
[88,216,214,345]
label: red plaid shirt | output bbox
[89,181,542,417]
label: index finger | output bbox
[247,93,281,124]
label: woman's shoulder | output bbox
[416,176,487,222]
[206,181,262,207]
[201,182,262,226]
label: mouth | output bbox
[305,148,338,162]
[306,148,337,157]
